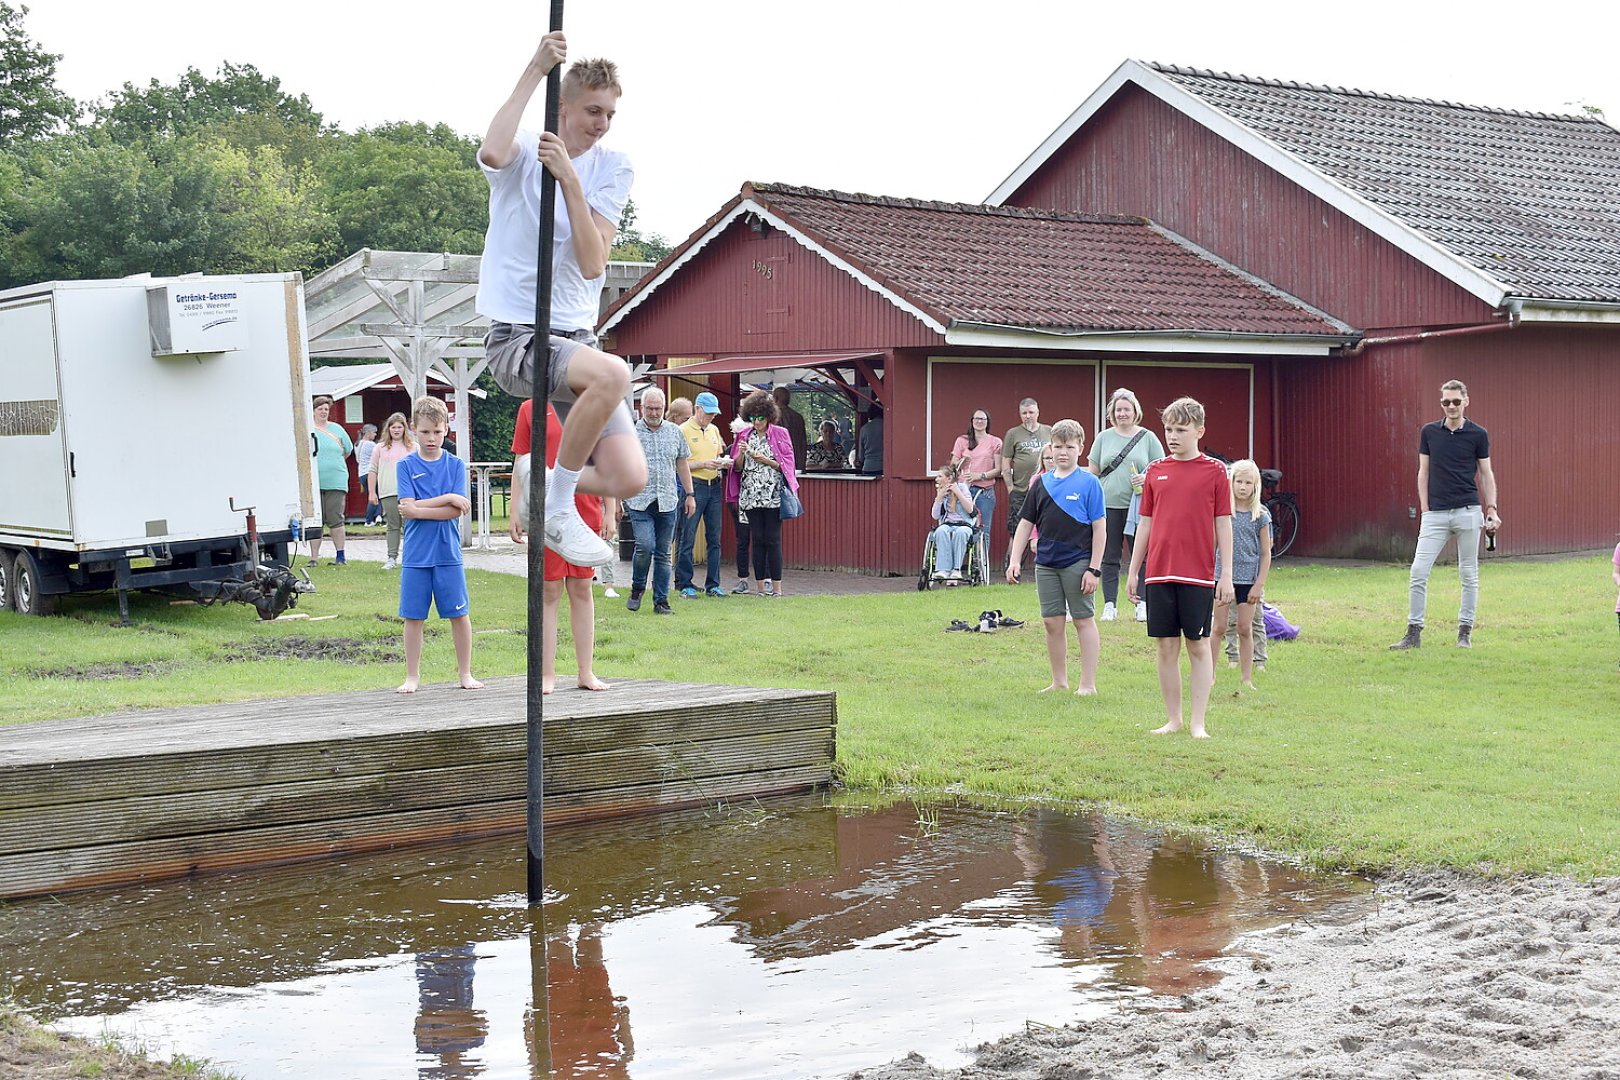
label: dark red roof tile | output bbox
[747,183,1349,337]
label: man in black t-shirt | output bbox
[1390,380,1501,650]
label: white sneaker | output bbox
[383,558,397,570]
[1135,601,1148,622]
[545,507,616,566]
[1101,602,1117,621]
[947,569,962,581]
[603,586,620,598]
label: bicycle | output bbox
[1260,469,1300,557]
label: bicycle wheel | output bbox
[1267,495,1300,557]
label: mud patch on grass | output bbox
[219,635,403,664]
[31,661,174,680]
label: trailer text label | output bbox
[0,400,59,437]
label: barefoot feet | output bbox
[396,679,419,695]
[578,674,611,692]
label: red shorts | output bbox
[544,550,594,581]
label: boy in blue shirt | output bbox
[396,396,482,693]
[1006,419,1108,695]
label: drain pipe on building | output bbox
[1344,310,1521,354]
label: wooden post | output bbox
[527,0,566,908]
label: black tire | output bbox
[1267,496,1300,557]
[0,549,14,611]
[12,549,60,616]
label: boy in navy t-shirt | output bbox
[396,396,482,693]
[1007,419,1108,695]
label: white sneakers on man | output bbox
[1101,602,1117,621]
[1135,601,1148,622]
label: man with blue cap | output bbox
[676,391,732,598]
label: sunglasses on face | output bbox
[1441,398,1464,406]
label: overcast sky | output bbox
[27,0,1620,244]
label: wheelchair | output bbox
[917,523,991,590]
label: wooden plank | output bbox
[0,677,837,898]
[546,727,834,794]
[0,677,828,763]
[0,765,828,899]
[0,728,834,854]
[0,681,836,809]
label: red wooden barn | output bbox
[603,62,1620,573]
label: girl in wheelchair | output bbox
[930,462,980,585]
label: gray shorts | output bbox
[484,322,634,439]
[1036,562,1097,620]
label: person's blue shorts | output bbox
[399,564,470,620]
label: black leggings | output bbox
[748,506,783,581]
[732,503,751,579]
[1100,506,1129,603]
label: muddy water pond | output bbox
[1,798,1371,1079]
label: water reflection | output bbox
[0,800,1369,1079]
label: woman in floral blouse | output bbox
[724,390,800,597]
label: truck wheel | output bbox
[12,549,60,616]
[0,549,14,611]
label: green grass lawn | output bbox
[2,555,1616,877]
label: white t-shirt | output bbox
[476,129,634,330]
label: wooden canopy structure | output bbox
[305,249,488,460]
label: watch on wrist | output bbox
[1084,566,1101,578]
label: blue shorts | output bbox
[399,564,470,620]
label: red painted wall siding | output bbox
[926,358,1099,471]
[610,220,944,356]
[785,476,936,576]
[1007,87,1497,331]
[1277,325,1620,557]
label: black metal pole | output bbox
[527,0,565,907]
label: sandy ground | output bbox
[851,871,1620,1080]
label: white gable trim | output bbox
[598,197,947,336]
[943,323,1344,357]
[986,60,1511,309]
[1508,298,1620,324]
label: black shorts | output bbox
[1233,583,1253,605]
[1146,582,1215,640]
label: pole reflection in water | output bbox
[2,799,1371,1080]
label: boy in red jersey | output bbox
[1126,398,1233,738]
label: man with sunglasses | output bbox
[1390,380,1501,650]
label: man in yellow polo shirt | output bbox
[676,392,732,598]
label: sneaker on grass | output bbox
[545,507,615,566]
[731,579,751,594]
[680,587,700,600]
[1101,602,1117,621]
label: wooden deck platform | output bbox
[0,677,837,899]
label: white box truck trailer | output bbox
[0,273,317,620]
